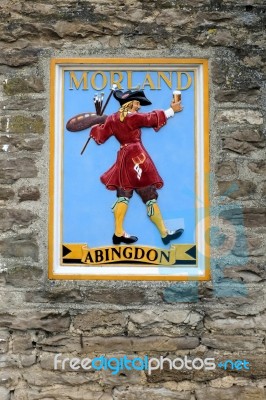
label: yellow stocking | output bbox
[146,200,167,238]
[112,197,129,236]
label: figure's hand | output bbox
[171,100,183,113]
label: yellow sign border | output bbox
[49,58,210,281]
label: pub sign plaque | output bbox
[49,58,210,280]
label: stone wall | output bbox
[0,0,265,399]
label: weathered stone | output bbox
[217,109,263,125]
[13,386,112,400]
[0,47,40,67]
[0,387,9,400]
[223,262,266,282]
[101,363,147,386]
[247,160,266,174]
[18,186,40,202]
[220,207,266,227]
[215,161,237,178]
[221,127,265,154]
[128,309,203,336]
[0,354,20,368]
[0,158,37,183]
[25,287,84,303]
[12,331,37,353]
[0,135,44,152]
[261,181,266,198]
[0,311,70,332]
[0,234,38,260]
[73,310,127,336]
[113,386,192,400]
[0,115,45,134]
[39,352,100,372]
[21,353,36,367]
[83,288,147,305]
[218,179,256,199]
[4,265,43,287]
[82,336,199,353]
[3,76,44,95]
[201,334,264,351]
[0,370,21,388]
[0,97,45,111]
[0,331,9,353]
[0,187,15,201]
[195,386,265,400]
[0,208,36,232]
[215,88,261,104]
[22,367,95,386]
[37,334,199,353]
[232,234,265,257]
[204,312,266,332]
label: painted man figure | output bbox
[90,89,184,245]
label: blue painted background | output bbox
[63,69,195,248]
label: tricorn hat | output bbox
[114,90,152,106]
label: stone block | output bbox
[0,234,38,260]
[215,161,237,178]
[218,180,256,199]
[0,115,45,134]
[18,186,40,202]
[0,311,70,332]
[22,367,95,386]
[0,387,9,400]
[37,334,199,354]
[217,109,263,125]
[0,370,21,388]
[113,386,192,400]
[0,331,9,353]
[204,312,266,332]
[247,160,266,174]
[0,187,15,201]
[195,386,265,400]
[215,88,260,104]
[0,135,44,153]
[82,336,199,353]
[4,265,43,288]
[128,309,203,336]
[0,158,37,184]
[3,76,44,95]
[201,334,264,351]
[0,47,40,67]
[24,287,84,303]
[0,208,36,232]
[219,207,266,227]
[101,363,147,386]
[223,262,266,282]
[83,287,147,305]
[15,387,112,400]
[0,97,45,111]
[221,128,265,154]
[0,354,20,368]
[73,310,127,335]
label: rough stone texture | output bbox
[18,186,40,202]
[0,158,37,183]
[0,0,265,399]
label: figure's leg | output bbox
[136,186,184,245]
[112,188,138,245]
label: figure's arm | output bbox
[90,116,113,144]
[129,100,183,132]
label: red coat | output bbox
[90,110,167,191]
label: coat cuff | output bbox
[153,110,167,132]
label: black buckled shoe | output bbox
[162,229,184,245]
[112,232,138,245]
